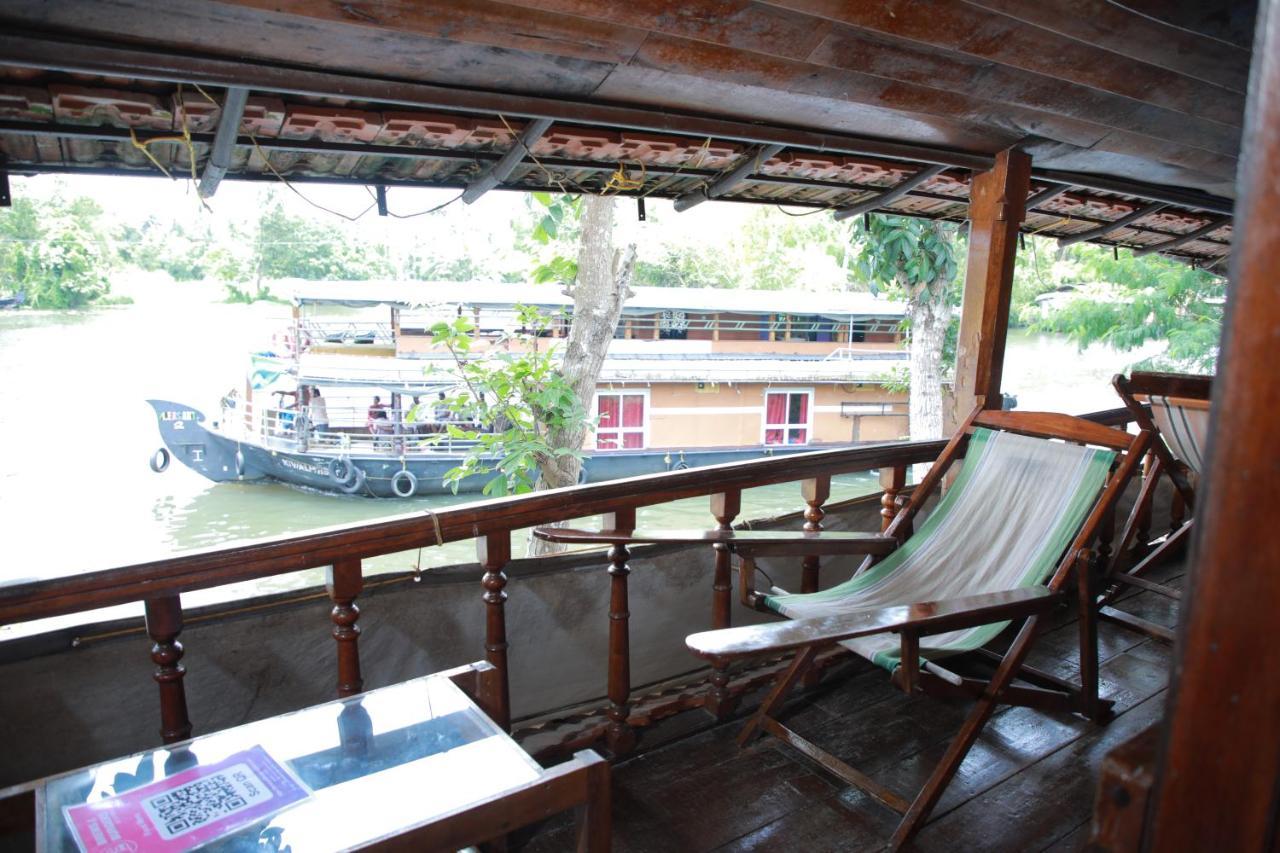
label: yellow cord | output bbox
[602,160,646,194]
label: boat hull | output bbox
[148,400,842,497]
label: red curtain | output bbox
[622,394,644,427]
[598,395,619,428]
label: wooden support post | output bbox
[712,313,720,341]
[144,595,192,744]
[604,507,637,755]
[800,476,830,593]
[880,465,907,532]
[706,490,741,717]
[326,558,364,698]
[951,147,1032,423]
[1147,7,1280,847]
[478,532,512,731]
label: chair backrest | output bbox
[1115,371,1213,476]
[851,427,1117,604]
[764,418,1146,668]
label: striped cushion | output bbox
[764,428,1115,671]
[1147,395,1209,475]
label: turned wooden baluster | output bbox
[327,558,364,697]
[605,507,637,755]
[706,490,741,718]
[478,531,512,731]
[145,595,192,744]
[880,465,907,532]
[1132,451,1156,558]
[801,476,830,594]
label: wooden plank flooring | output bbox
[523,559,1182,853]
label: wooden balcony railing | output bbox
[0,407,1137,759]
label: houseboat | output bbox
[148,281,911,496]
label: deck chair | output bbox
[686,406,1150,850]
[1105,371,1211,641]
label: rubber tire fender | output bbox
[338,466,367,495]
[149,447,171,473]
[329,456,357,486]
[390,469,418,498]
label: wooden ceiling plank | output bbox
[498,0,1240,154]
[960,0,1251,93]
[759,0,1244,122]
[223,0,650,65]
[629,35,1234,173]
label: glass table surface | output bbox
[38,674,541,851]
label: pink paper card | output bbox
[64,745,311,853]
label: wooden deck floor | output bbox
[524,558,1181,852]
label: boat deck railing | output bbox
[229,401,485,456]
[1,406,1138,762]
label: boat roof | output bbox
[296,349,908,387]
[285,280,906,319]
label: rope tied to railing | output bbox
[410,508,446,582]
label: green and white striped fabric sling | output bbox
[1147,395,1209,476]
[764,427,1115,671]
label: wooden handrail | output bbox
[0,407,1135,626]
[0,405,1139,759]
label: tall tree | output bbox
[0,194,112,309]
[854,216,960,439]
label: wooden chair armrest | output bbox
[687,586,1063,664]
[730,534,899,558]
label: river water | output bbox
[0,278,1151,625]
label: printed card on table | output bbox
[64,745,310,853]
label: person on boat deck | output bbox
[405,395,426,433]
[308,389,329,434]
[367,396,386,430]
[433,391,451,423]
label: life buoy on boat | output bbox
[329,457,356,486]
[149,448,170,473]
[339,466,367,495]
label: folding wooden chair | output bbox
[686,406,1150,849]
[1106,371,1211,641]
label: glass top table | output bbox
[20,666,608,852]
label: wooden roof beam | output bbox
[1132,217,1232,257]
[673,143,786,211]
[832,164,947,221]
[1025,183,1071,211]
[1056,202,1168,248]
[197,86,249,200]
[461,117,553,204]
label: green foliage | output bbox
[527,194,583,286]
[1022,245,1224,372]
[0,195,112,308]
[424,305,590,496]
[853,215,959,306]
[208,196,393,302]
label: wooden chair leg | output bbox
[738,645,818,747]
[890,618,1042,850]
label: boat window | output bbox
[596,392,646,450]
[764,390,811,445]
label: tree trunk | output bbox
[528,197,635,555]
[907,289,947,441]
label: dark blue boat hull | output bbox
[147,400,838,497]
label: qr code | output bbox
[142,763,270,840]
